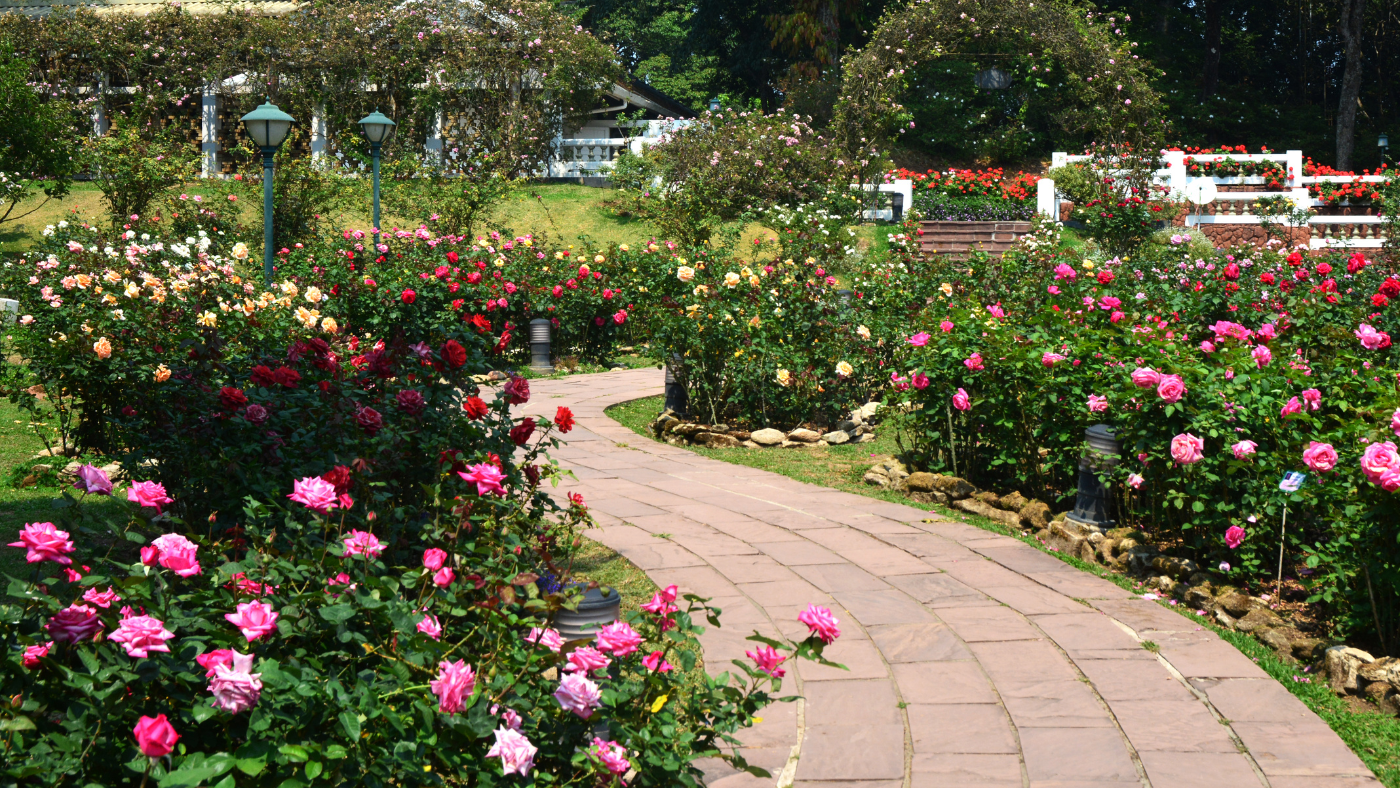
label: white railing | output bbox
[1044,150,1388,249]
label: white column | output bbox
[90,73,108,137]
[424,111,444,162]
[1051,151,1068,169]
[1165,150,1186,198]
[1286,150,1304,187]
[310,104,328,164]
[1037,178,1056,218]
[200,86,220,178]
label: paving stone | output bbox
[997,679,1117,728]
[937,605,1042,642]
[795,724,906,781]
[804,679,903,725]
[796,637,893,681]
[752,540,847,566]
[885,572,987,605]
[1110,699,1238,751]
[1189,677,1318,723]
[867,623,972,663]
[1018,727,1139,783]
[907,704,1018,754]
[791,562,891,593]
[1076,659,1196,702]
[1136,751,1265,788]
[830,588,940,626]
[1231,721,1374,778]
[892,661,999,705]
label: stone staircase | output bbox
[917,220,1032,259]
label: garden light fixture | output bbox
[1380,133,1390,163]
[240,99,296,285]
[529,318,553,373]
[1065,424,1121,531]
[358,110,396,248]
[708,97,721,112]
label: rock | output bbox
[910,490,949,505]
[998,491,1028,512]
[1150,555,1200,581]
[932,476,975,499]
[1358,656,1398,684]
[1019,500,1052,530]
[974,491,1001,507]
[836,419,859,433]
[787,428,821,443]
[486,370,508,381]
[729,430,751,441]
[1325,646,1376,695]
[1077,539,1100,564]
[751,428,785,446]
[1364,682,1400,716]
[852,432,876,443]
[1216,592,1258,618]
[1214,610,1237,629]
[30,464,53,474]
[863,471,891,487]
[858,402,882,420]
[906,472,938,492]
[652,415,679,436]
[60,460,82,477]
[1096,539,1117,565]
[821,430,851,445]
[741,440,761,449]
[855,423,874,435]
[1291,638,1327,661]
[952,498,1023,529]
[672,423,707,438]
[1045,521,1087,557]
[33,446,73,458]
[1051,510,1069,523]
[1184,583,1215,610]
[693,432,741,448]
[1260,628,1294,656]
[711,424,729,433]
[99,463,125,481]
[1234,607,1283,634]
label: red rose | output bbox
[1373,294,1390,308]
[441,340,467,369]
[273,367,301,388]
[446,251,459,264]
[1381,277,1400,297]
[356,406,383,434]
[503,374,529,405]
[1259,272,1276,285]
[509,417,536,446]
[554,406,575,433]
[1096,271,1114,285]
[462,396,488,419]
[1223,263,1239,280]
[250,365,277,388]
[1315,262,1332,276]
[321,464,353,494]
[396,389,425,415]
[219,386,248,410]
[401,289,416,304]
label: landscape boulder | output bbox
[931,475,975,499]
[751,428,785,446]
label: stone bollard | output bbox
[1066,424,1120,531]
[528,318,553,373]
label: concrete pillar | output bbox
[200,86,220,178]
[1164,150,1186,198]
[90,73,108,137]
[1037,178,1056,218]
[310,104,328,164]
[1286,150,1304,187]
[425,110,444,163]
[1051,151,1068,170]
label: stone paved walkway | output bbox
[523,369,1379,788]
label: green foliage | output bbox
[380,150,519,239]
[0,38,77,226]
[83,120,198,227]
[229,129,356,253]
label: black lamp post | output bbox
[240,100,295,285]
[1066,424,1121,531]
[1380,133,1390,166]
[358,110,396,249]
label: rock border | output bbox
[649,402,883,450]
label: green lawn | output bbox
[605,394,1400,788]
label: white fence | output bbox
[1042,150,1387,249]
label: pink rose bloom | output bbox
[747,645,787,677]
[1087,394,1108,413]
[642,650,674,672]
[1225,368,1235,380]
[1224,525,1246,549]
[1280,397,1302,417]
[594,621,643,656]
[9,522,74,565]
[986,303,1006,318]
[45,603,102,643]
[1127,473,1144,489]
[459,463,507,496]
[431,659,477,715]
[641,585,679,615]
[109,614,175,658]
[73,464,113,495]
[1356,323,1392,350]
[939,320,954,332]
[208,650,262,715]
[21,641,52,668]
[798,604,841,643]
[589,738,631,776]
[1130,367,1161,388]
[196,648,235,677]
[1301,388,1321,411]
[493,704,523,730]
[127,480,173,513]
[433,567,455,587]
[907,332,930,346]
[151,533,201,577]
[566,645,611,674]
[1303,441,1338,472]
[1392,408,1400,437]
[952,388,970,412]
[964,353,984,371]
[288,476,339,513]
[418,614,443,640]
[1042,352,1066,366]
[1170,433,1205,465]
[525,627,565,652]
[82,586,122,608]
[488,728,538,776]
[1053,263,1077,280]
[422,548,448,570]
[342,530,385,559]
[1361,441,1400,484]
[1047,285,1061,295]
[1231,440,1258,460]
[1381,467,1400,492]
[1110,310,1125,323]
[1156,374,1186,403]
[225,601,279,642]
[1258,323,1277,342]
[553,672,602,718]
[911,373,930,389]
[1251,345,1271,368]
[1200,341,1215,354]
[133,714,179,758]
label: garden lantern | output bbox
[1065,424,1121,530]
[708,97,721,112]
[529,318,553,373]
[358,110,396,248]
[240,100,296,285]
[1380,133,1390,164]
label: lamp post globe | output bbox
[1380,133,1390,165]
[358,110,396,249]
[240,100,296,285]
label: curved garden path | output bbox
[523,369,1379,788]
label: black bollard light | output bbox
[529,318,553,373]
[1066,424,1121,531]
[664,357,688,417]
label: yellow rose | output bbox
[594,254,605,263]
[724,272,741,288]
[857,325,871,340]
[677,266,695,282]
[305,286,323,303]
[776,368,792,386]
[835,360,853,378]
[940,282,953,297]
[196,311,217,327]
[321,316,339,334]
[619,244,630,252]
[1082,259,1095,270]
[124,282,140,298]
[231,242,250,260]
[154,364,171,382]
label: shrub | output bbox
[380,150,519,239]
[84,119,198,227]
[0,37,77,227]
[229,129,357,253]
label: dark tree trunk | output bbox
[1336,0,1367,171]
[1200,0,1222,100]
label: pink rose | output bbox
[459,463,507,496]
[73,464,113,495]
[952,388,970,412]
[1303,441,1337,472]
[288,476,339,513]
[911,373,929,389]
[433,567,455,587]
[907,332,930,346]
[1392,408,1400,437]
[133,714,179,758]
[1042,352,1066,366]
[431,659,477,715]
[589,737,631,776]
[1356,323,1392,350]
[642,650,674,672]
[21,641,52,668]
[939,320,954,333]
[1130,367,1161,388]
[1362,441,1400,484]
[553,672,602,718]
[1301,388,1321,411]
[1170,433,1205,465]
[225,601,279,642]
[1231,440,1258,460]
[127,480,173,513]
[1200,341,1215,354]
[525,627,565,652]
[1381,467,1400,492]
[747,644,787,677]
[208,650,262,714]
[964,353,984,371]
[565,645,611,674]
[8,522,74,565]
[108,614,175,658]
[594,621,643,656]
[342,530,384,559]
[1252,345,1271,368]
[1224,525,1246,549]
[798,603,841,643]
[418,614,443,640]
[1087,394,1108,413]
[422,548,448,570]
[196,649,235,677]
[1156,374,1186,403]
[1280,397,1302,418]
[488,728,538,776]
[1127,473,1144,489]
[45,603,103,643]
[150,533,201,577]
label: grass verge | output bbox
[605,393,1400,787]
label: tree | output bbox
[1336,0,1367,171]
[0,38,77,227]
